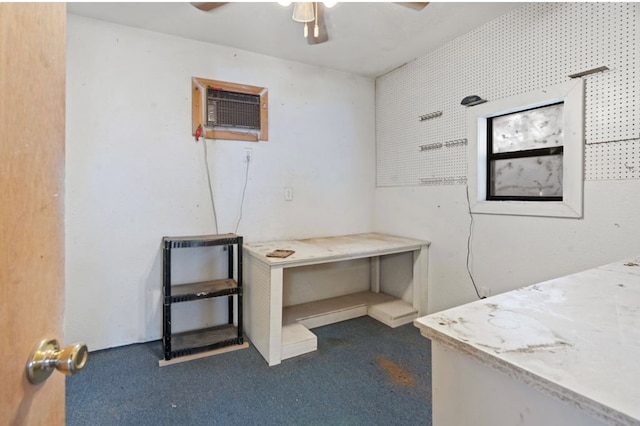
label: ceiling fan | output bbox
[190,2,429,45]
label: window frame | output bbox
[486,101,564,202]
[467,80,584,218]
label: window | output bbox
[467,80,584,218]
[192,77,268,142]
[487,102,564,201]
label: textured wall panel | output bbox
[376,3,640,187]
[585,139,640,180]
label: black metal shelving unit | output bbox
[162,233,243,361]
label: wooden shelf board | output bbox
[164,233,238,243]
[170,278,238,301]
[279,292,417,361]
[283,291,398,327]
[171,323,239,352]
[159,342,249,367]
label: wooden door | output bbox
[0,3,67,425]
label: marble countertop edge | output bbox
[414,319,636,426]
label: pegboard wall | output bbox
[376,2,640,187]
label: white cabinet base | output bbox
[432,342,605,426]
[368,299,419,328]
[281,291,418,360]
[281,323,317,361]
[244,233,430,366]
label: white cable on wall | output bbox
[201,134,252,236]
[234,156,250,235]
[202,135,219,234]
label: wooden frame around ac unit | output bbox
[192,77,268,142]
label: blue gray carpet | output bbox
[66,316,432,425]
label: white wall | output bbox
[67,4,640,352]
[374,3,640,313]
[65,16,375,350]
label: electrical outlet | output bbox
[284,187,293,201]
[243,148,252,163]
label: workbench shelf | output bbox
[162,233,243,361]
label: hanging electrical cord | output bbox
[201,134,220,234]
[465,185,484,299]
[198,126,251,236]
[234,154,250,235]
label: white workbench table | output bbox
[243,233,430,366]
[414,256,640,426]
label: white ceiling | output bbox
[67,1,524,78]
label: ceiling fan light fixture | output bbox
[323,1,337,8]
[277,1,292,6]
[292,2,315,22]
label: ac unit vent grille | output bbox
[206,88,261,130]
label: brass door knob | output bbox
[26,338,88,384]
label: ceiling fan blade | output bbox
[307,3,328,45]
[191,2,228,12]
[394,2,430,11]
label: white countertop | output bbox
[414,256,640,426]
[244,233,430,267]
